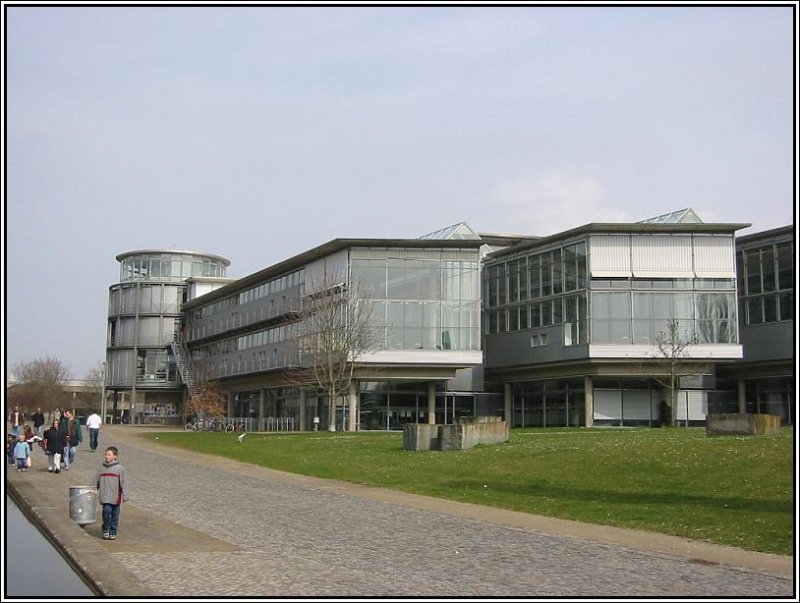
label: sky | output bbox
[3,3,797,380]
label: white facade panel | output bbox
[359,349,482,366]
[589,235,632,277]
[593,390,621,420]
[693,235,736,278]
[674,390,708,421]
[589,343,743,359]
[622,390,654,420]
[631,235,694,278]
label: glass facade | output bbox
[484,238,737,345]
[590,278,737,344]
[352,248,481,351]
[737,239,794,324]
[119,252,228,282]
[484,241,589,345]
[512,380,586,428]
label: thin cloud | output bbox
[494,170,633,236]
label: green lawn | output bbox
[143,427,794,555]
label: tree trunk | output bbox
[328,389,337,432]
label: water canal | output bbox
[5,495,95,597]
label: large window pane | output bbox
[745,250,762,294]
[777,243,793,290]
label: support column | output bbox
[737,379,747,414]
[259,389,266,431]
[427,382,436,424]
[584,375,594,428]
[504,383,512,426]
[227,392,235,418]
[299,389,306,431]
[347,381,358,432]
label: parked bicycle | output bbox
[184,417,244,432]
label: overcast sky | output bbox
[4,4,796,379]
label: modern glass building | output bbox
[105,250,231,423]
[715,225,794,423]
[181,229,521,431]
[482,216,749,428]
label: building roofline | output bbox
[115,249,231,266]
[485,222,752,260]
[734,224,794,244]
[182,237,486,310]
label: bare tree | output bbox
[647,319,701,426]
[9,356,72,413]
[288,270,380,432]
[186,381,226,421]
[83,362,105,410]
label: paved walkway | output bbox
[5,425,795,598]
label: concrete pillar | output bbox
[504,383,512,426]
[737,379,746,414]
[347,381,358,432]
[427,382,436,425]
[299,389,306,431]
[584,375,594,428]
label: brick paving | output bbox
[6,425,794,598]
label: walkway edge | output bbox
[7,477,158,596]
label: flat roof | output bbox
[734,224,794,245]
[116,249,231,266]
[485,222,752,261]
[182,237,487,310]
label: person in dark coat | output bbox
[43,420,67,473]
[31,407,46,438]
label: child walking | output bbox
[95,446,129,540]
[13,435,31,472]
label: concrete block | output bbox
[706,413,782,436]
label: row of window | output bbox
[194,270,304,319]
[120,254,226,283]
[484,242,588,308]
[485,290,738,345]
[238,270,304,305]
[352,259,480,302]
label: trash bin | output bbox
[69,486,98,526]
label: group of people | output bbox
[7,406,130,540]
[7,407,109,473]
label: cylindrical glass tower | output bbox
[105,250,230,424]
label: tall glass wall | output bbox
[512,380,586,427]
[352,248,481,351]
[484,241,589,345]
[590,278,737,344]
[485,239,737,345]
[737,238,793,325]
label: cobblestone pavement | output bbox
[7,425,795,598]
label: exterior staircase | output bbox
[170,334,200,399]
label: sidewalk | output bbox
[5,425,794,597]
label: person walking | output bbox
[95,446,129,540]
[9,406,23,437]
[61,410,82,470]
[85,411,102,452]
[31,407,46,438]
[43,419,67,473]
[13,435,31,472]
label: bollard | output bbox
[69,486,98,526]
